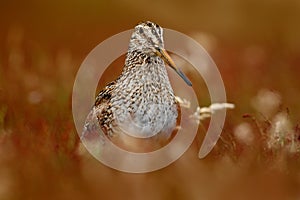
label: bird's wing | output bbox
[94,81,115,107]
[81,81,116,140]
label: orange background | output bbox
[0,1,300,199]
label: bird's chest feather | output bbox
[109,63,178,138]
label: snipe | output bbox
[82,21,192,151]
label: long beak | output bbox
[155,47,192,86]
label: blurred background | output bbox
[0,0,300,199]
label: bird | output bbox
[82,21,192,152]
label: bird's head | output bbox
[129,21,164,54]
[128,21,192,86]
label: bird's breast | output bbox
[109,60,178,138]
[110,83,177,138]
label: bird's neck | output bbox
[124,50,148,69]
[120,50,172,89]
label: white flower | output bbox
[267,112,292,149]
[190,103,235,124]
[251,89,281,118]
[233,122,254,145]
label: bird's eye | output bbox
[139,28,144,34]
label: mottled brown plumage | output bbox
[82,21,191,150]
